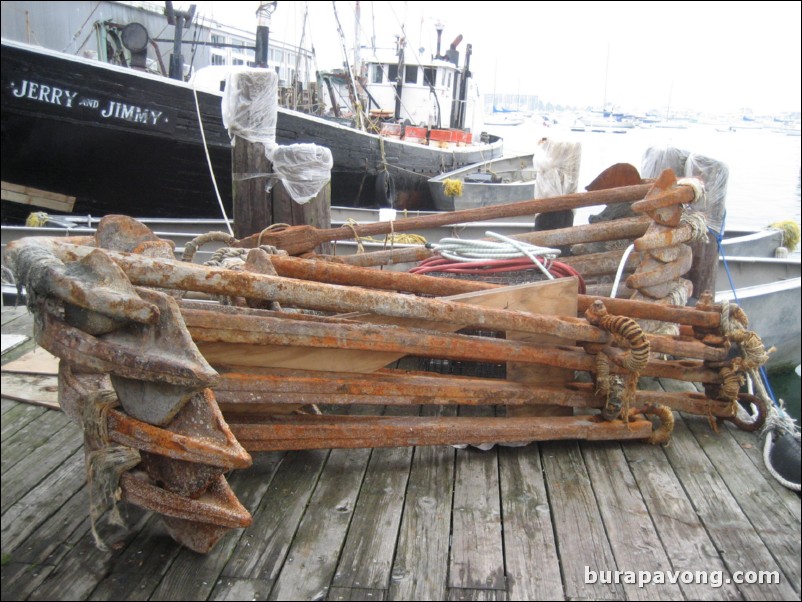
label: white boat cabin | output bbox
[363,52,459,128]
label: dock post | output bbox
[229,70,331,248]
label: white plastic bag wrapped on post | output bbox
[685,152,728,235]
[266,144,333,204]
[534,138,582,198]
[221,68,278,147]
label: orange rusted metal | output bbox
[236,182,656,255]
[229,414,657,451]
[2,172,774,555]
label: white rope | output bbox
[430,232,561,280]
[677,177,705,204]
[610,243,636,298]
[192,82,234,236]
[747,370,801,491]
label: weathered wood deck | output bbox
[2,305,800,601]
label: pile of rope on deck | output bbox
[410,231,586,293]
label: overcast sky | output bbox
[188,1,801,115]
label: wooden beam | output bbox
[1,182,75,212]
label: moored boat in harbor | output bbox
[1,2,502,220]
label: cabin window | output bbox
[211,54,225,66]
[388,64,399,82]
[233,59,244,66]
[211,34,224,46]
[405,65,418,84]
[372,64,383,83]
[447,72,452,87]
[423,67,436,87]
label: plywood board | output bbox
[1,334,28,355]
[198,279,576,375]
[505,277,577,417]
[1,347,59,375]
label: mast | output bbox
[332,1,364,130]
[164,1,196,80]
[354,1,361,84]
[602,42,609,114]
[255,1,277,68]
[393,34,405,122]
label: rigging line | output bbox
[191,81,233,236]
[332,0,365,130]
[63,0,102,53]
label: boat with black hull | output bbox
[2,2,502,221]
[1,38,233,221]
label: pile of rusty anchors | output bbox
[2,184,770,554]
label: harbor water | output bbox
[490,119,802,421]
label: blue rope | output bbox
[712,213,778,406]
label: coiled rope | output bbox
[410,231,585,291]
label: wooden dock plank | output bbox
[448,588,509,600]
[27,528,118,601]
[725,421,802,522]
[497,445,563,601]
[86,515,183,601]
[621,445,741,599]
[581,441,684,600]
[1,306,32,330]
[0,562,56,601]
[23,499,148,602]
[1,398,18,415]
[0,373,60,409]
[449,405,505,591]
[327,586,386,600]
[268,447,373,601]
[88,574,164,601]
[331,405,417,590]
[1,446,86,552]
[1,415,83,513]
[541,440,624,600]
[1,398,47,440]
[209,577,273,601]
[148,456,283,601]
[0,406,73,473]
[388,405,457,602]
[662,413,799,600]
[221,450,325,582]
[658,377,801,594]
[684,415,801,594]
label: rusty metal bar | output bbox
[626,246,692,289]
[213,368,734,417]
[7,237,726,342]
[182,306,727,363]
[562,249,640,277]
[635,222,695,252]
[236,184,662,255]
[330,246,434,267]
[183,309,723,382]
[576,295,720,329]
[269,254,491,296]
[325,216,652,268]
[38,306,218,387]
[510,216,650,248]
[229,414,656,450]
[215,368,601,409]
[108,409,251,469]
[16,238,609,344]
[265,254,719,329]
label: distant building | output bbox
[1,1,313,91]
